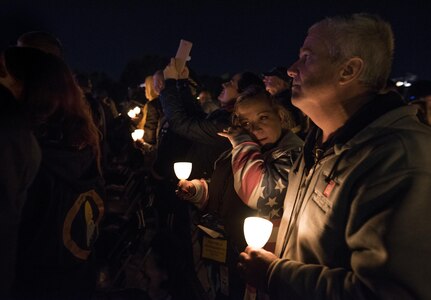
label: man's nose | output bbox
[287,63,298,78]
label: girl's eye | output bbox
[260,115,269,121]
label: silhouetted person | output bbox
[0,48,41,300]
[4,47,104,300]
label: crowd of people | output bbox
[1,12,431,300]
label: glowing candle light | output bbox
[131,129,144,141]
[127,109,136,118]
[133,106,141,115]
[174,162,192,180]
[243,217,273,248]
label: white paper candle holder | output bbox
[244,216,273,248]
[174,162,192,180]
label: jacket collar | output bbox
[304,91,405,169]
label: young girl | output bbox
[177,86,302,299]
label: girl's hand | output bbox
[218,126,247,147]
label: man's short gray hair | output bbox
[309,13,394,92]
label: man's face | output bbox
[263,75,288,96]
[287,26,341,111]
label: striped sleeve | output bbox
[189,179,209,210]
[231,139,294,221]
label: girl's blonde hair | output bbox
[233,85,295,130]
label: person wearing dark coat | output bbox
[0,60,41,299]
[3,47,104,300]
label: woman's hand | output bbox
[163,58,179,80]
[178,65,189,79]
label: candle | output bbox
[127,109,136,118]
[133,106,141,115]
[173,162,192,180]
[243,217,273,248]
[131,129,144,141]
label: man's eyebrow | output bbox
[299,47,311,55]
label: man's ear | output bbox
[339,57,363,85]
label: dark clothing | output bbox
[153,86,196,181]
[152,120,192,181]
[0,85,41,299]
[85,92,106,138]
[160,79,232,179]
[14,131,104,299]
[271,92,431,299]
[143,98,163,146]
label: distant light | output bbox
[127,110,136,118]
[197,96,200,100]
[139,83,146,88]
[396,81,404,87]
[131,129,144,141]
[133,106,141,115]
[404,82,412,87]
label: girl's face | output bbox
[236,97,283,146]
[218,73,241,105]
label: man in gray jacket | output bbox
[238,13,431,299]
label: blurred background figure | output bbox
[76,73,107,137]
[407,80,431,125]
[17,31,114,174]
[3,47,104,300]
[138,73,163,147]
[197,89,218,114]
[0,46,41,300]
[17,30,63,58]
[263,66,308,138]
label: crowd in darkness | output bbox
[1,13,431,300]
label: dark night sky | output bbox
[2,0,430,81]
